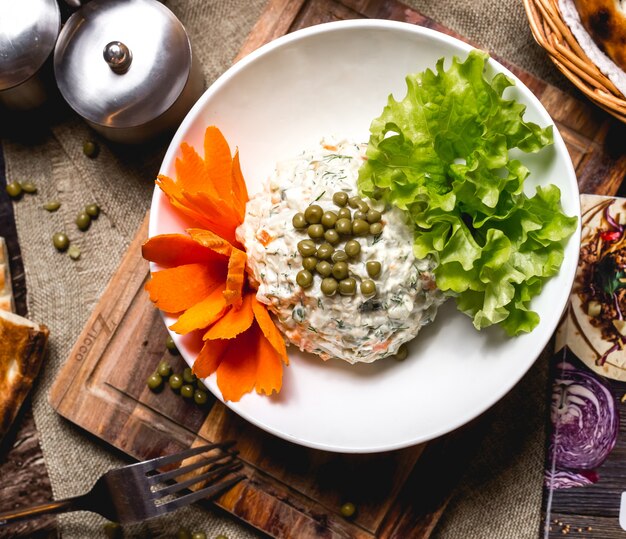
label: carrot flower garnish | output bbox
[142,126,288,402]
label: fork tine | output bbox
[132,441,236,473]
[157,474,246,514]
[147,451,238,484]
[150,462,243,499]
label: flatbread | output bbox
[0,308,48,441]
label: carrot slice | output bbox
[203,292,254,340]
[204,126,233,202]
[231,150,249,221]
[146,263,224,313]
[157,175,219,230]
[193,339,230,378]
[215,324,258,402]
[175,143,210,194]
[223,248,247,307]
[255,331,283,396]
[142,234,226,267]
[252,296,288,364]
[170,284,229,334]
[188,228,234,256]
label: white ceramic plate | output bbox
[149,19,581,453]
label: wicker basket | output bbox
[523,0,626,122]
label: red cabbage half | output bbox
[544,469,598,489]
[550,361,619,470]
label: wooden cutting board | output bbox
[49,0,626,538]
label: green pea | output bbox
[169,373,184,390]
[193,390,208,405]
[332,262,349,280]
[395,343,408,361]
[320,277,338,296]
[83,140,99,158]
[85,203,100,218]
[5,181,22,198]
[321,211,338,229]
[75,211,91,231]
[360,279,377,297]
[176,527,192,539]
[333,192,348,207]
[369,222,383,235]
[339,278,356,296]
[183,367,197,384]
[297,239,317,257]
[345,240,361,257]
[304,204,323,224]
[296,269,313,288]
[366,209,382,223]
[307,224,325,239]
[316,243,334,260]
[316,260,332,277]
[335,218,352,235]
[340,502,357,518]
[353,210,367,221]
[68,245,81,260]
[366,261,382,278]
[21,181,37,194]
[52,232,69,252]
[103,522,122,539]
[147,372,163,391]
[352,219,369,236]
[324,229,340,245]
[356,200,369,213]
[332,250,348,263]
[348,196,361,209]
[157,360,171,377]
[337,207,352,220]
[180,384,194,399]
[166,334,179,354]
[292,212,307,229]
[302,256,318,271]
[43,200,61,212]
[191,533,207,539]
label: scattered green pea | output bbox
[331,250,348,263]
[340,502,357,518]
[166,334,179,354]
[332,192,348,206]
[366,261,382,278]
[339,277,356,296]
[68,245,81,260]
[52,232,70,252]
[335,218,352,235]
[215,535,228,539]
[191,533,207,539]
[324,229,340,245]
[157,360,171,378]
[21,181,37,194]
[307,223,325,239]
[316,243,334,260]
[85,203,100,218]
[147,372,163,391]
[193,389,209,405]
[43,200,61,212]
[337,207,351,220]
[395,343,408,361]
[103,521,122,539]
[352,219,369,236]
[321,211,338,229]
[316,260,332,277]
[320,277,338,296]
[75,211,91,231]
[292,212,307,229]
[180,384,194,399]
[360,279,377,297]
[297,239,317,257]
[332,262,349,280]
[304,204,323,224]
[83,140,99,158]
[183,367,197,384]
[302,256,318,271]
[176,527,192,539]
[345,240,361,257]
[296,269,313,288]
[169,373,184,390]
[366,209,381,223]
[5,181,22,198]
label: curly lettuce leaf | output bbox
[358,49,577,336]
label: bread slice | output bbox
[0,310,49,440]
[0,237,14,312]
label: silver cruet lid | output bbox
[54,0,194,130]
[0,0,61,91]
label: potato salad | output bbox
[236,138,445,364]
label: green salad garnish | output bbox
[358,49,577,336]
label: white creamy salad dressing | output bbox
[236,137,445,364]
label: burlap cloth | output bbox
[2,0,570,537]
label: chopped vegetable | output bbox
[358,49,577,335]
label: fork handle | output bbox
[0,495,88,526]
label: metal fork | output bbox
[0,441,244,526]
